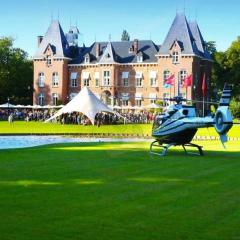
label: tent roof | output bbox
[45,87,120,125]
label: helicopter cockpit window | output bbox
[182,109,188,116]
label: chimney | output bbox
[37,36,43,47]
[96,42,100,58]
[134,39,138,54]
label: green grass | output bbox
[0,121,151,135]
[0,121,240,137]
[0,141,240,240]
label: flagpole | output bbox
[203,96,205,117]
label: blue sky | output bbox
[0,0,239,57]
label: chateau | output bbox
[33,13,212,108]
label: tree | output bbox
[205,41,217,56]
[230,97,240,118]
[121,30,130,41]
[0,37,33,104]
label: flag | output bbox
[183,74,192,87]
[202,73,206,97]
[165,74,175,85]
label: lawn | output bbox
[0,141,240,240]
[0,121,240,138]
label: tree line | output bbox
[0,37,32,105]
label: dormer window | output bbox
[137,54,143,63]
[129,46,134,53]
[84,54,90,64]
[172,51,179,64]
[106,53,111,59]
[46,55,52,66]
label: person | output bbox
[8,114,13,124]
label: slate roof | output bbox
[188,21,212,60]
[158,13,200,56]
[34,20,70,59]
[98,42,116,64]
[70,40,159,64]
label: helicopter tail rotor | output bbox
[214,84,233,145]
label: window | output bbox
[38,93,44,106]
[38,72,45,87]
[122,100,128,106]
[179,70,187,85]
[122,72,129,87]
[136,78,142,87]
[163,70,170,84]
[135,100,142,106]
[52,93,58,106]
[135,72,143,87]
[123,78,129,87]
[82,72,90,87]
[84,55,90,64]
[149,93,157,103]
[70,72,78,87]
[163,93,170,106]
[95,72,100,87]
[52,72,59,87]
[103,71,110,86]
[46,55,52,66]
[149,71,157,87]
[137,55,143,63]
[83,78,89,86]
[172,51,179,64]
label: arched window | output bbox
[179,70,187,85]
[172,51,179,64]
[52,72,59,87]
[38,93,44,106]
[163,70,170,84]
[52,93,58,106]
[38,72,45,87]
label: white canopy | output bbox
[45,87,120,125]
[0,103,16,108]
[145,103,162,109]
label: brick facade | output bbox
[33,13,212,109]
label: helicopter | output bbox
[150,84,234,156]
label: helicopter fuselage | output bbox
[152,105,214,145]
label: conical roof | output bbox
[158,13,199,55]
[34,20,70,58]
[189,21,212,60]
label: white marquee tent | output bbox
[45,87,120,125]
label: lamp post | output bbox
[7,97,10,116]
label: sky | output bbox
[0,0,240,58]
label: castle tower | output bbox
[156,13,212,109]
[33,20,71,105]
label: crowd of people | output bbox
[0,108,158,125]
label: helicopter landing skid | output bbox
[150,141,204,156]
[182,143,204,156]
[150,141,175,156]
